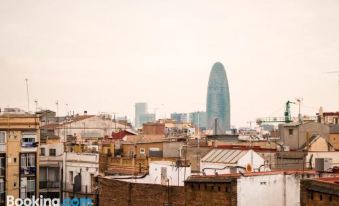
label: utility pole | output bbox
[34,99,38,113]
[25,78,30,113]
[295,97,303,123]
[56,100,59,117]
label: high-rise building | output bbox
[171,113,188,123]
[135,103,147,128]
[139,113,156,126]
[189,111,207,130]
[206,62,231,133]
[0,110,40,203]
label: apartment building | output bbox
[0,111,40,204]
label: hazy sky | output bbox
[0,0,338,127]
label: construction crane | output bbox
[284,100,295,123]
[256,100,315,125]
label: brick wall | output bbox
[300,179,339,206]
[99,177,185,206]
[185,179,237,206]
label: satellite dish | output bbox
[246,164,253,172]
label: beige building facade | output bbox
[0,113,40,204]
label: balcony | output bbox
[21,142,38,148]
[21,142,38,152]
[20,166,36,176]
[40,181,60,189]
[63,183,94,194]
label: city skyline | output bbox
[0,1,338,127]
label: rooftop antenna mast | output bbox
[55,100,59,117]
[25,78,30,113]
[34,99,38,113]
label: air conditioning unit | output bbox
[315,158,332,172]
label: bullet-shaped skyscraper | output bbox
[206,62,230,133]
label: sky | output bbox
[0,0,338,127]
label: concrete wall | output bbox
[147,162,190,186]
[329,133,339,150]
[56,116,128,142]
[238,174,307,206]
[186,147,210,172]
[122,142,163,158]
[118,161,191,186]
[163,141,184,158]
[308,137,333,152]
[63,152,99,194]
[40,143,63,156]
[238,150,265,171]
[143,123,165,135]
[6,131,21,198]
[280,122,329,150]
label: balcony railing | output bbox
[20,166,36,175]
[40,181,60,189]
[21,142,38,148]
[63,183,95,194]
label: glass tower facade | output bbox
[135,103,147,128]
[206,62,230,133]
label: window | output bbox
[140,148,145,155]
[49,149,56,156]
[288,129,293,135]
[40,148,45,156]
[22,133,37,147]
[0,132,5,143]
[0,132,5,152]
[0,179,4,193]
[320,195,322,201]
[308,191,313,200]
[21,153,36,169]
[27,177,35,192]
[90,173,94,188]
[0,157,5,177]
[69,171,74,184]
